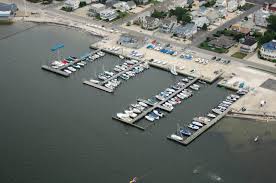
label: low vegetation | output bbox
[61,7,73,12]
[231,52,247,59]
[151,10,167,19]
[199,41,228,53]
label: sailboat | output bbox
[170,65,178,75]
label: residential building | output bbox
[215,5,227,17]
[240,37,257,53]
[88,3,106,16]
[208,35,236,49]
[264,2,276,15]
[63,0,80,10]
[142,16,160,30]
[260,40,276,61]
[192,16,210,28]
[172,23,197,38]
[215,0,226,7]
[126,1,137,10]
[113,1,130,12]
[206,9,219,23]
[99,8,118,21]
[227,0,238,12]
[254,9,270,27]
[0,3,17,22]
[159,16,177,33]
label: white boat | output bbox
[153,110,164,117]
[117,113,129,119]
[212,108,223,115]
[64,69,72,74]
[138,102,148,107]
[68,67,76,72]
[192,121,204,127]
[170,65,178,75]
[131,108,141,114]
[223,101,232,105]
[170,134,183,141]
[207,113,216,118]
[124,110,137,118]
[89,79,100,84]
[145,115,155,122]
[119,55,124,59]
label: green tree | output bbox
[181,14,191,24]
[258,30,276,47]
[202,23,208,31]
[79,1,87,8]
[267,15,276,32]
[151,10,167,19]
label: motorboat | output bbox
[131,107,142,114]
[182,78,189,82]
[193,117,210,124]
[138,102,148,107]
[124,110,137,118]
[149,112,160,120]
[170,134,183,141]
[180,128,192,136]
[89,79,100,84]
[64,69,72,74]
[73,64,81,69]
[145,115,155,122]
[212,108,223,115]
[192,121,204,127]
[207,113,216,118]
[153,110,164,117]
[188,124,200,130]
[67,67,76,72]
[119,55,124,59]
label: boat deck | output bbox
[114,78,199,130]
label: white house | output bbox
[254,9,270,27]
[172,23,197,38]
[240,37,258,53]
[113,1,130,12]
[99,8,118,21]
[64,0,80,10]
[88,3,106,16]
[192,16,210,28]
[260,40,276,61]
[227,0,238,12]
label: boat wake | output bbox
[207,172,224,182]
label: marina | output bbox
[167,92,245,145]
[113,77,199,130]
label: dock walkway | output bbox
[114,78,199,130]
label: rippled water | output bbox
[0,22,276,183]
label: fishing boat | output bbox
[188,124,200,130]
[170,65,178,75]
[207,113,216,118]
[192,121,204,127]
[170,134,183,141]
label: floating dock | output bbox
[41,49,101,77]
[83,80,114,93]
[113,78,199,130]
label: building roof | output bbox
[242,37,257,46]
[0,3,17,12]
[262,40,276,51]
[174,23,196,34]
[161,16,177,25]
[90,3,106,9]
[126,1,136,8]
[208,35,236,48]
[145,16,159,24]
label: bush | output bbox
[79,1,86,8]
[61,7,73,12]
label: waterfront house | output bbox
[63,0,80,10]
[208,35,236,49]
[240,37,257,53]
[142,16,160,30]
[172,23,197,38]
[0,3,17,22]
[253,9,270,27]
[260,40,276,61]
[126,1,137,10]
[88,3,106,16]
[113,1,130,12]
[159,16,177,33]
[99,8,118,21]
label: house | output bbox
[260,40,276,61]
[105,0,119,7]
[192,16,210,28]
[0,3,17,22]
[215,5,227,17]
[198,6,208,16]
[88,3,106,16]
[227,0,238,13]
[159,16,177,33]
[142,16,160,30]
[63,0,80,10]
[99,8,118,21]
[126,1,137,10]
[208,35,236,49]
[113,1,130,12]
[172,23,197,38]
[263,2,276,14]
[237,0,246,7]
[134,0,148,5]
[240,37,257,53]
[254,9,270,27]
[215,0,226,7]
[206,9,219,23]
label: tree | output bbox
[79,1,87,8]
[258,30,276,47]
[202,23,208,31]
[151,10,167,19]
[169,7,191,23]
[267,15,276,32]
[181,14,191,24]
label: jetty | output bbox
[113,77,199,130]
[41,49,101,77]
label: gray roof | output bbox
[209,36,236,49]
[126,1,136,8]
[145,16,159,24]
[0,3,17,12]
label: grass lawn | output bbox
[231,52,247,59]
[199,41,228,53]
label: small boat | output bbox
[117,113,129,119]
[170,134,183,141]
[64,69,72,74]
[192,121,204,127]
[67,67,76,72]
[73,64,81,69]
[198,80,206,84]
[170,65,178,75]
[145,115,155,122]
[180,128,192,136]
[212,108,223,115]
[153,110,164,117]
[138,102,148,107]
[119,55,124,59]
[207,113,216,118]
[89,79,100,84]
[188,124,200,130]
[254,136,259,142]
[131,108,141,114]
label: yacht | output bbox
[153,110,164,117]
[188,124,200,130]
[192,121,204,127]
[207,113,216,118]
[145,115,155,122]
[180,128,192,136]
[170,134,183,141]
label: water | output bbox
[1,23,276,183]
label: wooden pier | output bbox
[114,78,199,130]
[83,80,114,93]
[41,49,101,77]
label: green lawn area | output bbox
[238,3,255,11]
[231,52,247,59]
[199,41,228,53]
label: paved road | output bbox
[191,4,262,46]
